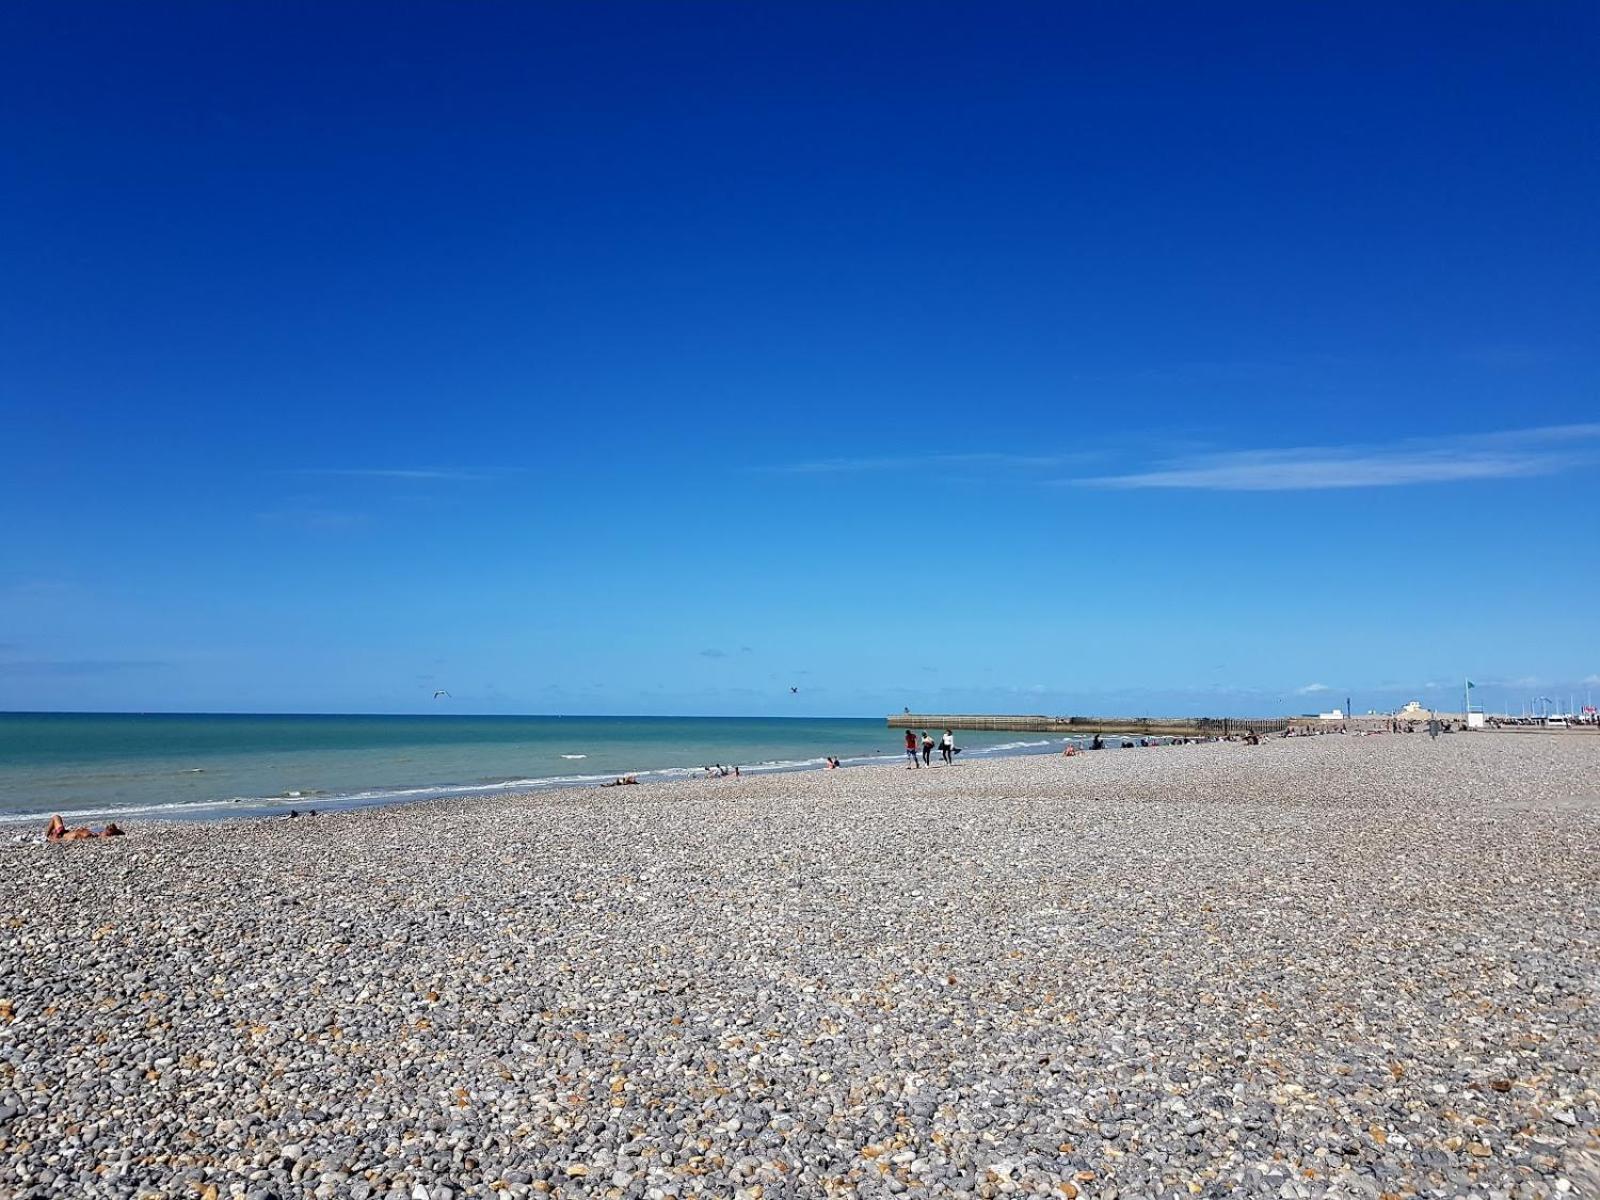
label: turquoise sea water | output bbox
[0,714,1066,823]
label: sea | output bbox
[0,713,1071,825]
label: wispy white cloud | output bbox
[761,452,1090,475]
[0,579,82,602]
[0,659,169,676]
[289,468,506,482]
[258,508,370,532]
[1457,675,1546,690]
[1295,682,1332,694]
[1079,450,1541,491]
[1068,424,1600,492]
[1456,344,1565,369]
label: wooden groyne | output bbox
[888,713,1292,737]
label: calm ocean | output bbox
[0,714,1066,824]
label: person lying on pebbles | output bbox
[44,814,125,842]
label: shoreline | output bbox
[5,733,1066,839]
[0,724,1579,841]
[1,725,1368,838]
[11,710,1592,831]
[0,734,1080,830]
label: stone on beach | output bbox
[1,734,1597,1198]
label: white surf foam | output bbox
[970,739,1053,753]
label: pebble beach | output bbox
[3,733,1597,1200]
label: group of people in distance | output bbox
[904,728,956,768]
[1065,731,1261,756]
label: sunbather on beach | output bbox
[45,815,124,842]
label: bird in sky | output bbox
[790,686,799,694]
[433,690,450,699]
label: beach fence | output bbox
[888,713,1292,737]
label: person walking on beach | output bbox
[920,730,934,766]
[940,728,955,765]
[904,728,921,768]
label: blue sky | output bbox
[2,2,1596,717]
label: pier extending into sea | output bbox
[888,712,1292,737]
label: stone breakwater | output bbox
[2,736,1597,1200]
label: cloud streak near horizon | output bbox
[760,452,1092,475]
[289,468,504,482]
[1069,424,1600,492]
[0,659,170,676]
[759,425,1600,491]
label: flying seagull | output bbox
[433,690,450,699]
[790,686,799,693]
